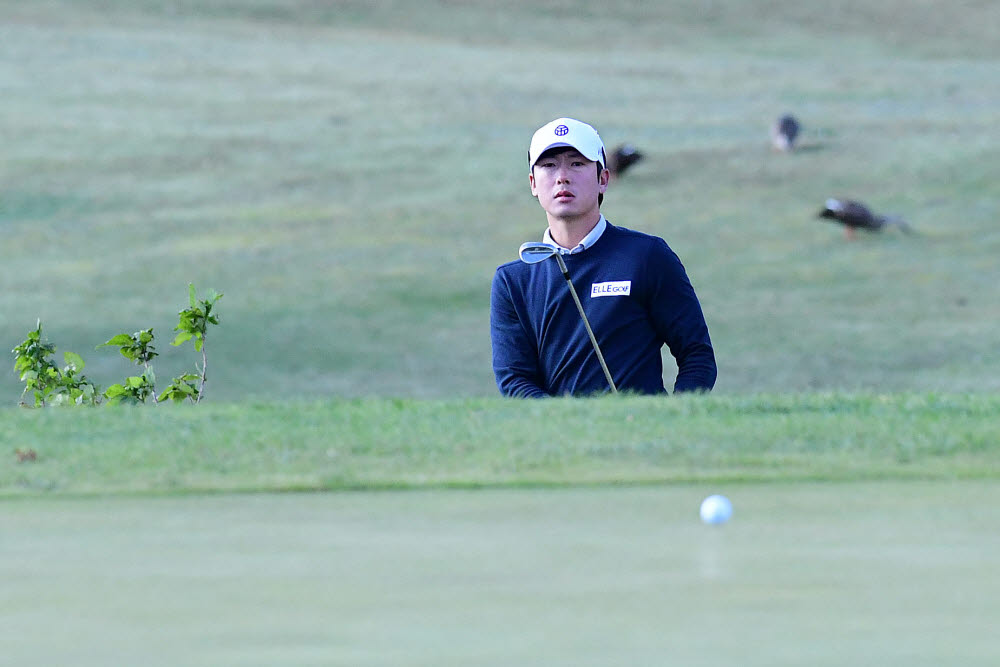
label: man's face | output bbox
[530,148,609,221]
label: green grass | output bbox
[2,0,1000,402]
[3,6,999,664]
[4,483,1000,666]
[3,393,998,497]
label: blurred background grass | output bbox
[2,0,998,402]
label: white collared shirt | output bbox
[543,215,607,255]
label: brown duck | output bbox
[818,198,913,240]
[606,143,644,179]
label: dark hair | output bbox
[598,161,604,206]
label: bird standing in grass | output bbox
[606,143,644,179]
[771,114,801,152]
[818,198,913,240]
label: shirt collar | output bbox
[543,215,607,255]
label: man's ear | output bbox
[529,170,538,197]
[598,168,610,192]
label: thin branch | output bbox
[145,361,158,404]
[196,339,207,404]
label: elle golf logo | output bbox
[554,124,569,136]
[591,281,631,298]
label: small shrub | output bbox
[10,284,222,407]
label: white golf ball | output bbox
[699,494,733,525]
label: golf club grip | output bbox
[554,255,619,394]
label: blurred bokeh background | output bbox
[3,0,998,402]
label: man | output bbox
[490,117,717,397]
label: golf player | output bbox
[490,117,717,397]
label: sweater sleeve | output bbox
[490,269,550,398]
[646,241,718,393]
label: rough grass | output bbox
[3,392,998,497]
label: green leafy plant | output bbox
[98,328,159,404]
[169,284,223,404]
[157,373,201,404]
[53,351,101,406]
[99,328,158,366]
[101,368,156,405]
[11,321,100,407]
[11,321,60,407]
[11,285,222,407]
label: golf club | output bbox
[518,242,618,393]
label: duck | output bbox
[818,198,913,240]
[606,143,644,178]
[771,114,801,152]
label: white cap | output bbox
[528,118,607,171]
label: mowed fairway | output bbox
[4,483,999,667]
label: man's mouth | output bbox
[554,190,574,199]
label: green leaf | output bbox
[172,331,193,347]
[105,384,126,398]
[99,334,134,348]
[63,351,85,371]
[181,319,194,333]
[126,375,145,388]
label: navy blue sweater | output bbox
[490,222,716,397]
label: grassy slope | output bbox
[3,393,998,496]
[1,1,999,403]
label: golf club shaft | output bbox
[554,254,618,394]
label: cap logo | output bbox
[554,124,569,136]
